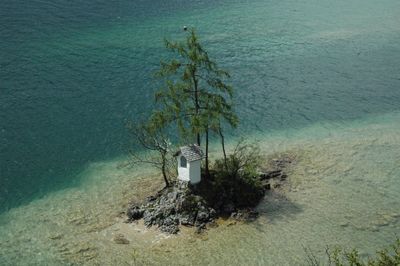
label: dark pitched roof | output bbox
[174,144,204,162]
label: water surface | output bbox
[1,0,400,264]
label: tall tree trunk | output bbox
[196,132,201,146]
[192,69,201,146]
[161,156,170,187]
[205,127,210,178]
[219,126,228,170]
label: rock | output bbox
[232,210,258,221]
[163,216,179,226]
[167,191,178,201]
[272,157,293,168]
[160,224,179,234]
[370,226,379,232]
[227,221,236,227]
[49,234,63,240]
[209,208,217,218]
[382,214,393,221]
[160,205,175,217]
[143,210,154,227]
[180,217,192,226]
[159,196,167,206]
[339,222,349,227]
[146,195,157,202]
[113,234,130,244]
[196,210,210,223]
[207,220,218,228]
[126,173,276,234]
[180,213,196,226]
[127,206,144,221]
[195,223,206,234]
[263,183,271,190]
[259,170,282,180]
[375,221,390,227]
[247,210,259,221]
[180,195,199,212]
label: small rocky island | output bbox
[126,152,292,234]
[125,29,294,234]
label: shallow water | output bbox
[0,112,399,265]
[1,0,400,210]
[1,0,400,264]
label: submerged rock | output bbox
[113,234,130,244]
[231,209,259,221]
[260,170,283,180]
[263,183,271,190]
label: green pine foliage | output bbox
[127,29,240,186]
[153,28,238,174]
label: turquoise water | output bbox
[1,0,400,264]
[1,0,399,211]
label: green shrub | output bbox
[306,238,400,266]
[210,140,265,208]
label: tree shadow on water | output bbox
[256,189,303,225]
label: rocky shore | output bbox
[127,181,216,234]
[126,157,292,234]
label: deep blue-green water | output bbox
[1,0,400,263]
[2,0,399,212]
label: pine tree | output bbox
[153,28,238,175]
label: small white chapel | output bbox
[174,144,204,184]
